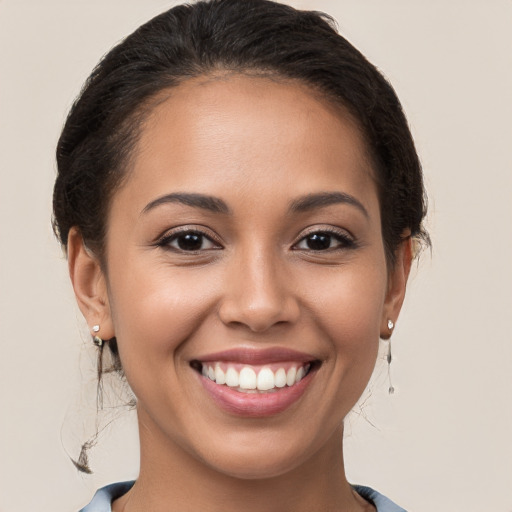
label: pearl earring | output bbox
[92,325,103,347]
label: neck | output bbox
[114,413,371,512]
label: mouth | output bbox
[191,360,315,393]
[190,348,320,417]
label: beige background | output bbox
[1,1,511,510]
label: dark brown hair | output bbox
[53,0,428,264]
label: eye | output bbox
[159,230,221,252]
[293,230,354,251]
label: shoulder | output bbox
[79,481,135,512]
[353,485,408,512]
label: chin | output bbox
[206,451,306,481]
[195,428,327,481]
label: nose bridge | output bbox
[218,241,299,332]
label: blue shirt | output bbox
[79,481,407,511]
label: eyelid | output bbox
[291,225,356,250]
[155,225,224,249]
[153,224,355,252]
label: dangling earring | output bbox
[92,325,103,347]
[387,320,395,395]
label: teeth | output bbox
[257,367,275,391]
[286,367,296,386]
[214,365,226,385]
[275,368,287,388]
[200,362,311,392]
[239,367,257,390]
[225,367,239,387]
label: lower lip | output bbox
[197,369,314,417]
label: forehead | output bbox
[119,74,378,216]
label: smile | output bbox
[198,362,312,393]
[190,348,319,417]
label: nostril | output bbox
[218,299,300,333]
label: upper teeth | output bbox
[201,363,310,392]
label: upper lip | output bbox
[192,347,317,364]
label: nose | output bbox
[217,248,300,332]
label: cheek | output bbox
[305,263,386,339]
[320,273,386,408]
[106,261,220,376]
[300,257,388,392]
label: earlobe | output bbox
[381,234,413,338]
[67,228,115,340]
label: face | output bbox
[71,74,409,480]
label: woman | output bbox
[52,0,428,510]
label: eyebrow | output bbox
[288,192,369,218]
[141,191,368,218]
[142,192,231,215]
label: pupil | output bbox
[307,233,331,250]
[178,233,202,251]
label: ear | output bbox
[67,227,115,341]
[380,233,413,339]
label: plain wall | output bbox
[1,1,511,510]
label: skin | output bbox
[68,75,412,512]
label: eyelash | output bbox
[156,226,356,253]
[292,227,356,252]
[156,227,222,253]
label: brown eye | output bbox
[175,233,204,251]
[304,233,332,250]
[294,230,355,251]
[160,230,220,252]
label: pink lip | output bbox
[193,347,316,364]
[198,371,315,417]
[192,348,318,417]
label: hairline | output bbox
[93,68,386,270]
